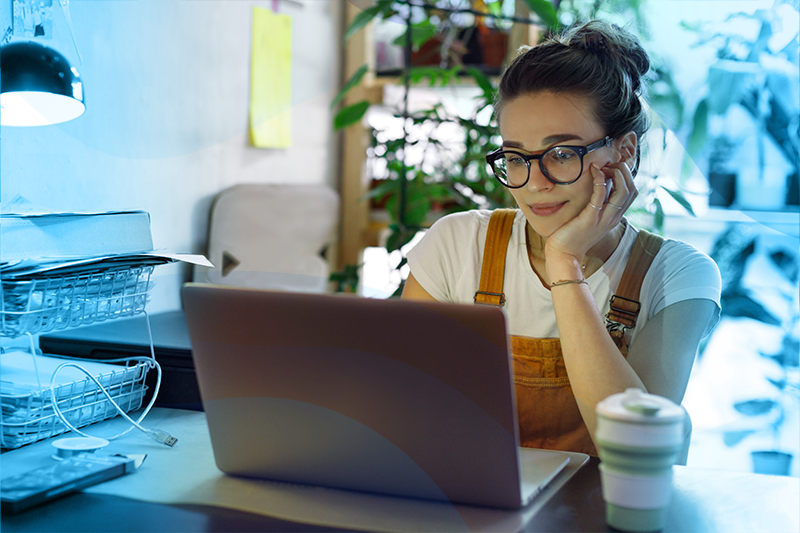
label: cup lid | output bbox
[596,388,685,423]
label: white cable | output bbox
[46,311,176,447]
[48,356,159,440]
[26,332,43,392]
[48,358,174,446]
[58,0,83,64]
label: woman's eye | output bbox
[505,155,526,166]
[550,148,577,161]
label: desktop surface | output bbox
[1,408,798,533]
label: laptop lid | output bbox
[181,283,567,509]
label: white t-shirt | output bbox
[407,210,721,345]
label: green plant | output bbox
[330,0,698,295]
[343,67,518,296]
[334,0,559,132]
[676,3,799,195]
[331,0,553,295]
[329,263,361,293]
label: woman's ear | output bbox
[616,132,637,164]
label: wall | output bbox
[0,0,343,312]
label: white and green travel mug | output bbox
[595,388,686,532]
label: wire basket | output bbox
[0,265,154,338]
[0,356,151,449]
[1,264,158,448]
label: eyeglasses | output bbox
[485,137,613,187]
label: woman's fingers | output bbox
[603,161,637,211]
[589,164,611,212]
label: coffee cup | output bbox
[595,388,686,532]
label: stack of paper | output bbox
[0,196,212,279]
[0,196,212,338]
[0,351,149,449]
[1,210,154,263]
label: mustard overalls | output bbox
[474,209,662,456]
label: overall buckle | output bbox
[606,295,641,329]
[474,290,505,307]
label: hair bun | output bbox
[579,31,610,56]
[567,20,650,92]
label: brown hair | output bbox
[495,20,651,173]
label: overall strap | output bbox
[474,209,517,306]
[606,229,664,354]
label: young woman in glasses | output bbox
[402,20,721,460]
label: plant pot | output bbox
[735,165,790,210]
[786,172,799,206]
[708,172,736,207]
[410,36,448,67]
[751,450,793,476]
[369,178,391,209]
[478,30,508,68]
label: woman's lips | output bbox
[528,202,566,217]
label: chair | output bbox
[193,184,339,294]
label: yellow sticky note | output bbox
[249,7,292,148]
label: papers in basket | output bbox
[0,351,138,397]
[0,195,213,276]
[0,352,150,448]
[0,252,212,278]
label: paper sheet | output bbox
[0,351,134,395]
[249,6,292,148]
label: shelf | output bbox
[665,207,800,238]
[375,65,504,79]
[336,2,536,269]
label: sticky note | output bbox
[249,6,292,148]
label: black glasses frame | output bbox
[486,136,614,187]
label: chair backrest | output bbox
[193,184,339,293]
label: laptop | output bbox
[180,283,572,509]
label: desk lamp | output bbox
[1,41,85,126]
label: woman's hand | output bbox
[544,161,638,274]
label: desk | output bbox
[2,408,798,533]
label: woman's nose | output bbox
[526,163,554,192]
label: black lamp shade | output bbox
[1,41,85,126]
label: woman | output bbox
[402,20,721,458]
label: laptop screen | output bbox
[182,283,531,508]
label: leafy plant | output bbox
[331,0,551,295]
[330,0,699,295]
[332,0,560,130]
[676,4,799,190]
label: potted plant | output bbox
[736,328,799,476]
[679,5,799,211]
[708,224,800,476]
[707,135,738,207]
[331,0,558,294]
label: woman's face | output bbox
[497,91,619,238]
